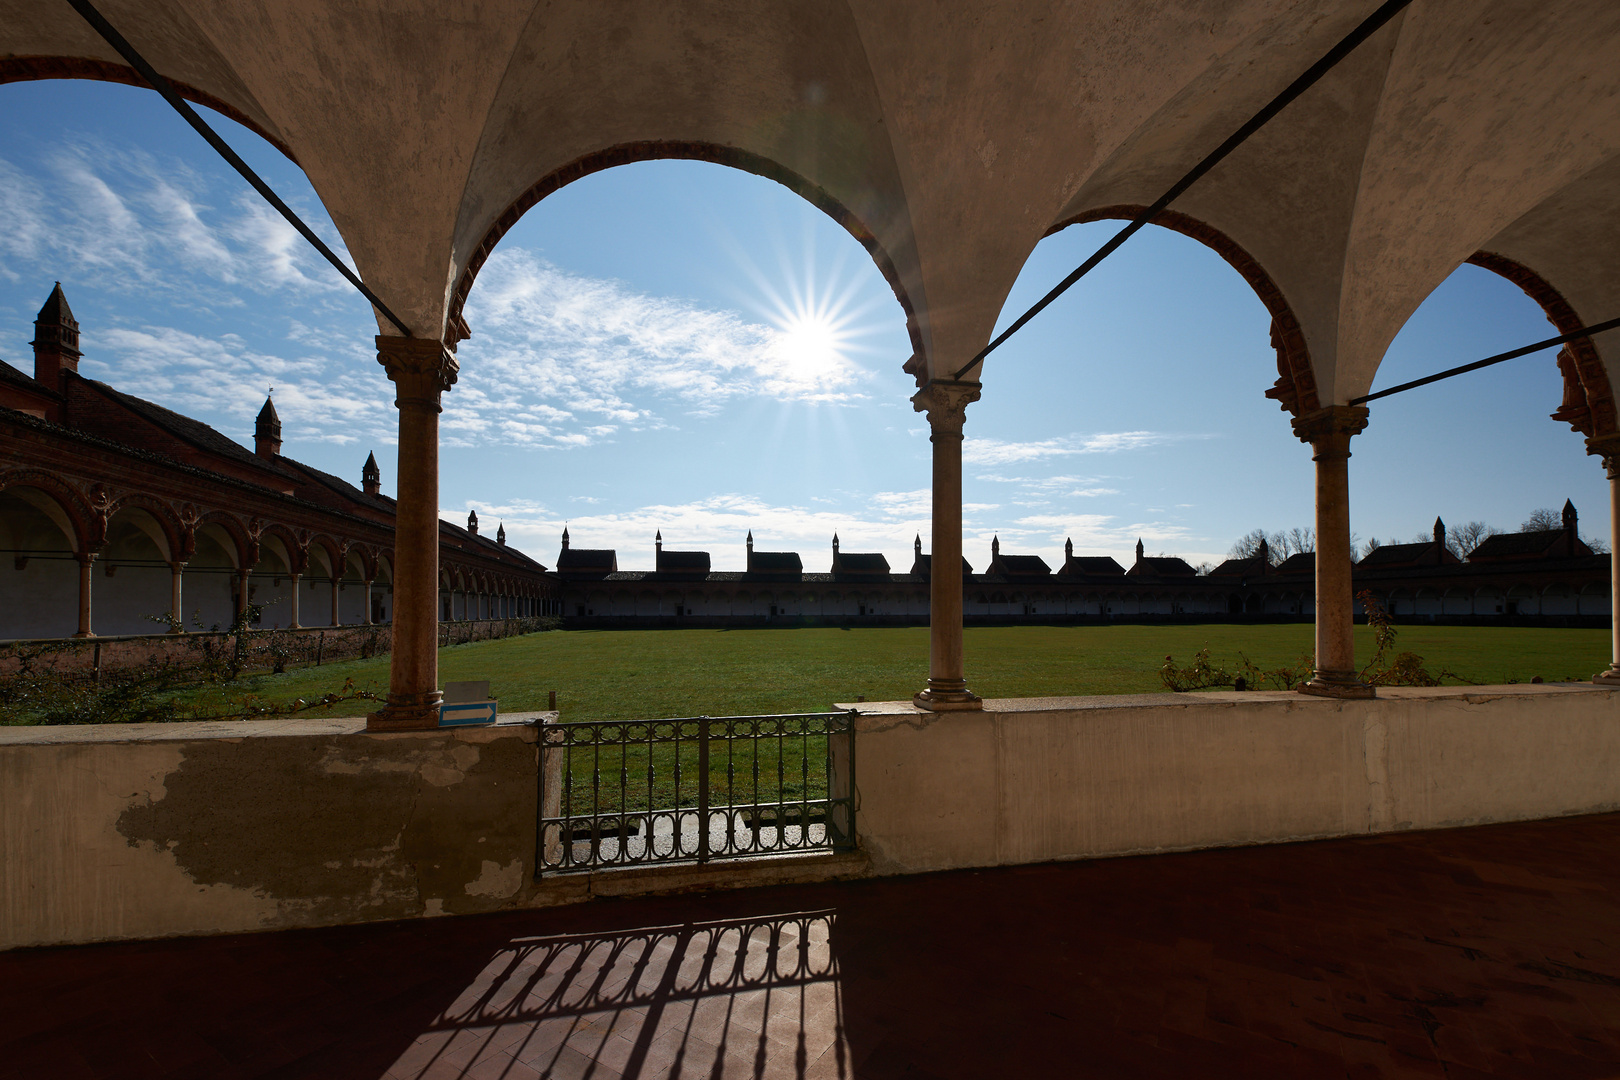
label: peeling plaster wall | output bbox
[1,719,537,950]
[844,686,1620,876]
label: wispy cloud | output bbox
[964,431,1205,465]
[451,250,872,449]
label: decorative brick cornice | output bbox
[1586,433,1620,479]
[911,380,982,435]
[376,336,458,408]
[1291,405,1369,453]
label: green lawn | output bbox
[181,623,1612,724]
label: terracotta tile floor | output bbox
[6,814,1620,1078]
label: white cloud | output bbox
[451,250,872,449]
[964,431,1205,465]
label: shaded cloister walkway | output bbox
[6,813,1620,1079]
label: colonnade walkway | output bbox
[5,813,1620,1079]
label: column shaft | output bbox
[289,573,301,629]
[1294,406,1373,699]
[911,380,982,711]
[74,553,95,638]
[362,580,373,626]
[369,336,458,731]
[1589,435,1620,683]
[330,578,341,626]
[169,562,185,632]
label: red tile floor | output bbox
[6,814,1620,1079]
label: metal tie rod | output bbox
[953,0,1414,380]
[65,0,415,338]
[1349,316,1620,406]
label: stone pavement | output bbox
[5,814,1620,1079]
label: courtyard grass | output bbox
[175,622,1612,725]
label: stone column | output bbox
[1293,405,1374,698]
[1588,434,1620,683]
[74,552,96,638]
[362,579,374,626]
[236,568,251,619]
[911,379,983,711]
[369,336,458,731]
[330,576,341,627]
[288,573,301,629]
[168,561,185,632]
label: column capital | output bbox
[1291,404,1369,451]
[1585,433,1620,478]
[911,379,982,435]
[376,335,458,409]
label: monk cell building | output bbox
[0,285,558,640]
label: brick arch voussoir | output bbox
[257,523,309,575]
[0,57,297,162]
[194,511,254,568]
[1051,206,1320,417]
[306,533,346,578]
[0,469,97,553]
[346,543,378,582]
[1467,252,1617,439]
[105,493,184,561]
[449,141,924,377]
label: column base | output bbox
[1592,668,1620,685]
[72,631,95,639]
[1297,670,1375,700]
[913,681,983,712]
[366,690,444,731]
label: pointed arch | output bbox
[1467,251,1618,439]
[447,141,923,365]
[1051,206,1321,417]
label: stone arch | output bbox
[448,142,923,367]
[307,534,345,579]
[0,57,297,161]
[258,524,307,575]
[1467,252,1618,439]
[105,493,183,560]
[196,511,253,567]
[0,470,94,553]
[1050,206,1320,417]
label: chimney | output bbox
[747,530,754,555]
[467,509,479,536]
[655,529,663,553]
[1135,538,1145,564]
[361,451,381,496]
[1433,516,1446,549]
[1564,499,1578,555]
[32,282,81,389]
[991,534,1000,561]
[1257,536,1269,570]
[561,525,570,550]
[496,523,506,546]
[254,396,282,458]
[915,534,923,558]
[1064,537,1073,560]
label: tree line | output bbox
[1223,508,1607,569]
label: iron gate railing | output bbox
[537,711,856,873]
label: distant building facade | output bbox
[0,285,557,639]
[555,516,1610,628]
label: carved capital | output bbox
[911,379,982,435]
[376,335,458,408]
[1291,405,1369,457]
[1585,433,1620,479]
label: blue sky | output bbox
[0,79,1609,574]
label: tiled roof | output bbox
[1209,555,1267,577]
[1468,530,1573,560]
[1274,552,1315,575]
[557,548,618,575]
[1358,542,1432,567]
[0,359,58,399]
[748,551,803,575]
[656,550,711,575]
[1128,556,1197,577]
[80,375,290,479]
[1058,556,1125,578]
[833,552,890,575]
[992,554,1051,578]
[911,554,973,577]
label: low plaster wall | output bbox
[5,684,1617,950]
[842,684,1620,875]
[1,717,544,950]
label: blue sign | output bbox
[440,700,497,726]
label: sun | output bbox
[776,310,845,381]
